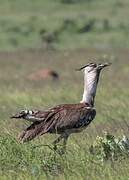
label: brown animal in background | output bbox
[28,69,59,81]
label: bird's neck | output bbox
[80,70,99,107]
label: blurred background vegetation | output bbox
[0,0,129,51]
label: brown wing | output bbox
[48,106,96,133]
[18,104,96,143]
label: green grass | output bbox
[0,48,129,179]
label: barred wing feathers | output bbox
[17,104,96,142]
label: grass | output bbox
[0,48,129,179]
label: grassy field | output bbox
[0,0,129,179]
[0,48,129,179]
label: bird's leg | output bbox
[52,134,64,151]
[52,132,70,155]
[61,133,69,154]
[52,132,70,152]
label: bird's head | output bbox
[76,62,111,73]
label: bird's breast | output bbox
[74,110,96,129]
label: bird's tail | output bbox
[11,109,55,143]
[18,119,54,143]
[11,109,45,122]
[11,109,34,119]
[18,121,42,142]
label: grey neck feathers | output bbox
[80,69,100,106]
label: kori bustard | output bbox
[11,62,110,149]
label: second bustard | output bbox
[11,62,110,149]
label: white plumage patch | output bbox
[28,110,33,115]
[24,110,28,114]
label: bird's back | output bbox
[48,103,96,133]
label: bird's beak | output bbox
[97,62,111,69]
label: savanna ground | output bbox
[0,0,129,179]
